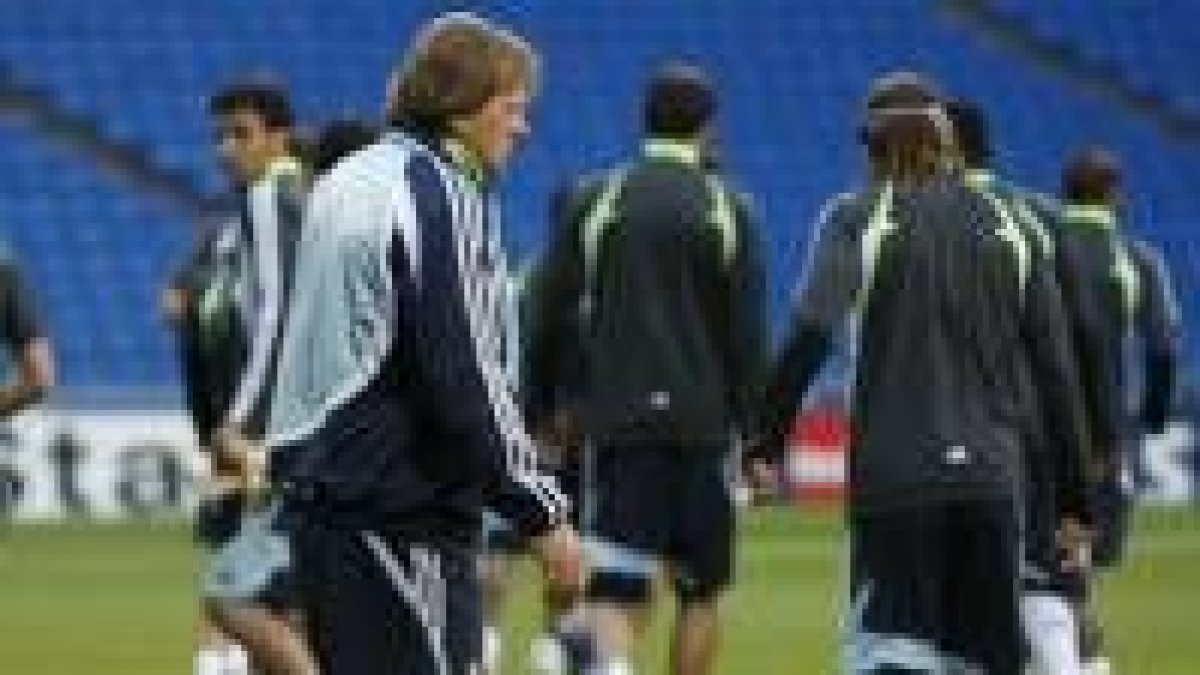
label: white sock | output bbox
[195,643,250,675]
[530,633,567,675]
[587,657,634,675]
[483,625,502,674]
[195,649,222,675]
[1021,593,1083,675]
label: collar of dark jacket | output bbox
[964,168,995,190]
[642,137,703,166]
[1062,203,1117,232]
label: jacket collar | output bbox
[386,124,491,189]
[441,137,490,189]
[1062,203,1117,231]
[642,137,703,166]
[963,168,995,189]
[251,156,303,189]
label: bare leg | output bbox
[589,601,652,674]
[670,596,723,675]
[206,601,317,675]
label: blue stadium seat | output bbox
[0,0,1194,390]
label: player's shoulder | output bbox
[992,177,1056,215]
[550,167,615,219]
[815,190,869,236]
[1128,236,1159,255]
[312,134,450,201]
[570,167,619,198]
[1019,192,1065,227]
[314,139,397,192]
[707,173,755,217]
[1128,237,1167,271]
[820,190,862,216]
[300,142,416,245]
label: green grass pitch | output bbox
[0,507,1196,673]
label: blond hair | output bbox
[388,13,538,134]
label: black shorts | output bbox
[202,499,295,612]
[847,498,1024,675]
[293,524,482,675]
[584,441,734,604]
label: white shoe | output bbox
[1083,657,1113,675]
[195,643,250,675]
[587,659,634,675]
[482,626,502,674]
[530,634,567,675]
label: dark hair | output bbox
[644,63,715,138]
[944,98,991,168]
[209,80,293,129]
[311,119,381,177]
[1062,147,1120,204]
[388,13,537,136]
[861,72,954,183]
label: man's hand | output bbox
[161,287,189,323]
[1057,515,1092,571]
[745,456,782,504]
[537,409,582,451]
[1088,447,1119,484]
[214,426,268,496]
[0,339,54,419]
[742,430,786,505]
[530,523,586,594]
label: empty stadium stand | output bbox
[0,0,1195,392]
